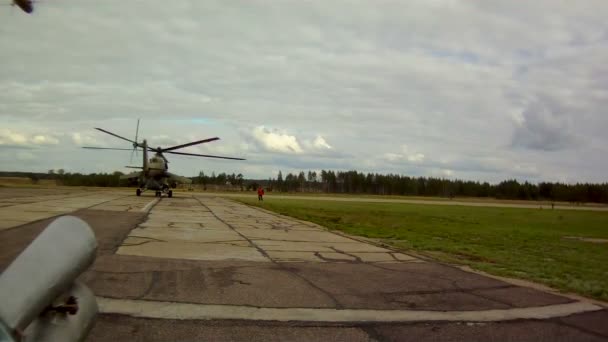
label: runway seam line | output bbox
[141,198,161,213]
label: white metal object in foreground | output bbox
[0,216,98,342]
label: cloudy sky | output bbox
[1,1,607,183]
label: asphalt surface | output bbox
[0,188,606,341]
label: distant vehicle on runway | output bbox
[82,120,245,198]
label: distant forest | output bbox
[1,170,129,187]
[241,170,608,204]
[2,169,607,204]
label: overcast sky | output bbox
[1,1,607,183]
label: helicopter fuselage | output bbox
[147,154,167,177]
[143,177,168,191]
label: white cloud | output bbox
[383,145,425,163]
[0,129,28,146]
[384,153,402,162]
[408,153,426,163]
[32,135,59,145]
[72,132,102,147]
[428,168,455,178]
[252,126,303,154]
[312,136,332,149]
[0,129,59,147]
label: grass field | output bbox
[235,197,608,301]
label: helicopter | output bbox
[82,120,245,197]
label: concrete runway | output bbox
[0,188,607,341]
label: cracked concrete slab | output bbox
[89,196,158,212]
[116,196,412,263]
[265,251,325,262]
[125,227,245,243]
[117,241,268,262]
[86,256,338,308]
[349,252,410,263]
[317,252,359,262]
[96,298,602,323]
[255,241,383,253]
[1,188,606,341]
[0,189,155,230]
[236,229,361,243]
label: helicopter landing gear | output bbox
[136,189,142,197]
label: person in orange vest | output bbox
[257,186,265,201]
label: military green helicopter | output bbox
[83,120,245,197]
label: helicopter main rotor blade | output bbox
[131,119,141,161]
[161,137,219,152]
[82,147,132,151]
[95,128,136,145]
[166,151,245,160]
[134,119,140,145]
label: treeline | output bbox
[192,171,245,189]
[57,172,128,187]
[3,169,608,203]
[1,170,128,187]
[266,170,608,204]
